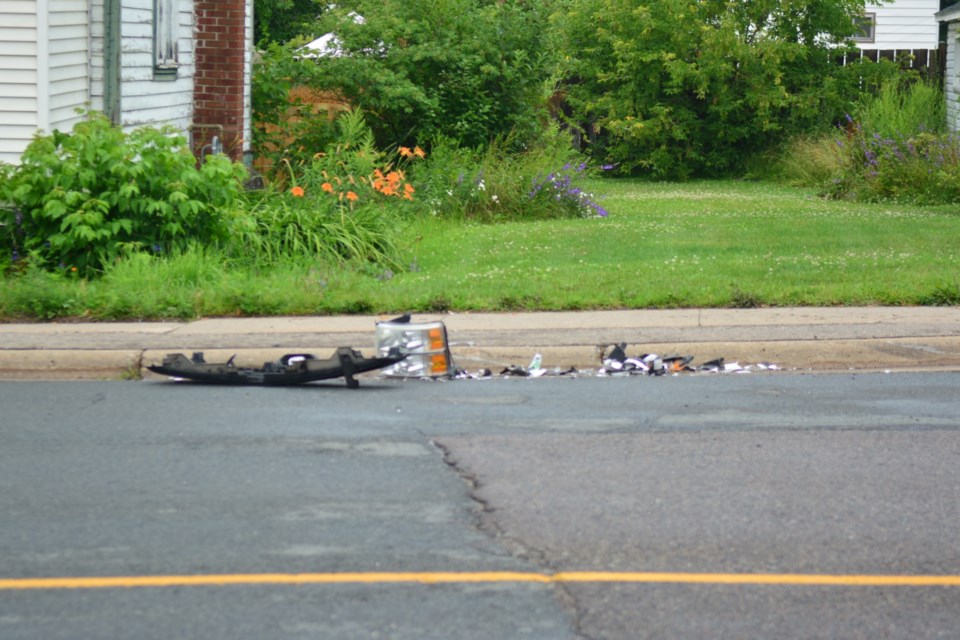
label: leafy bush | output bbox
[251,41,341,182]
[1,112,247,276]
[557,0,900,178]
[261,0,557,152]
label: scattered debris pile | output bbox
[596,342,778,375]
[452,343,780,380]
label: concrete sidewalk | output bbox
[1,307,960,380]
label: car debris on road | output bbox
[147,347,405,388]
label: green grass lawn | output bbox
[3,179,959,320]
[355,179,960,311]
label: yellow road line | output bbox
[3,572,960,591]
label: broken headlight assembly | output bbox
[375,319,453,378]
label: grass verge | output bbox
[2,179,959,320]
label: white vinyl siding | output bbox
[861,0,940,50]
[0,1,40,164]
[2,0,252,163]
[941,19,960,130]
[48,1,90,131]
[0,0,88,165]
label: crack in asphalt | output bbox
[429,437,598,640]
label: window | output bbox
[852,13,876,44]
[154,0,179,76]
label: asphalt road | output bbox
[1,372,959,639]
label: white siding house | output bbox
[0,0,91,165]
[0,0,252,166]
[936,3,960,130]
[858,0,941,50]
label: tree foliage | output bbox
[254,0,323,44]
[558,0,878,177]
[262,0,559,150]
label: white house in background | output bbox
[936,3,960,129]
[856,0,941,49]
[0,0,254,166]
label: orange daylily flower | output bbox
[404,183,415,195]
[321,182,334,193]
[413,146,426,158]
[346,191,358,202]
[398,146,413,158]
[290,186,305,197]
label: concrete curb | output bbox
[0,350,143,381]
[4,337,959,382]
[3,308,960,380]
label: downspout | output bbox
[103,0,121,125]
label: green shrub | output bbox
[267,0,557,151]
[0,112,247,276]
[251,41,341,183]
[558,0,902,178]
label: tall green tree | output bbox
[280,0,558,149]
[558,0,878,177]
[254,0,322,44]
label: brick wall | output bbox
[193,0,247,161]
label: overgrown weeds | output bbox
[410,127,603,222]
[777,80,960,204]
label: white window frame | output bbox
[154,0,180,73]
